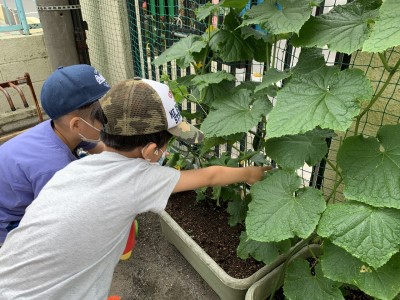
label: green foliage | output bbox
[191,71,236,91]
[317,201,400,269]
[155,0,400,298]
[363,0,400,52]
[284,260,344,300]
[221,0,250,10]
[242,0,317,35]
[247,171,326,242]
[237,232,291,265]
[254,68,291,93]
[322,242,400,300]
[337,125,400,209]
[292,0,381,54]
[265,129,329,170]
[199,133,244,156]
[153,35,207,68]
[201,89,271,136]
[196,2,219,21]
[266,67,373,138]
[292,47,326,74]
[227,193,249,226]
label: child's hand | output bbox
[246,166,273,184]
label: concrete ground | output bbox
[109,212,219,300]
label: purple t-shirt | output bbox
[0,120,93,243]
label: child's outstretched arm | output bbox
[172,165,272,193]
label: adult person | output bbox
[0,78,270,299]
[0,64,110,245]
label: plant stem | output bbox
[262,116,267,154]
[201,17,212,76]
[249,130,264,141]
[354,58,400,135]
[307,244,318,262]
[231,144,245,156]
[323,157,342,179]
[271,36,277,69]
[326,177,343,203]
[203,56,214,71]
[378,52,392,73]
[266,43,271,70]
[327,136,343,203]
[187,94,208,116]
[331,169,339,204]
[242,183,247,198]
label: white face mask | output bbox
[79,118,101,143]
[156,148,167,165]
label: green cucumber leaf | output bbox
[221,0,249,10]
[337,124,400,209]
[254,68,291,94]
[292,47,326,75]
[317,201,400,269]
[363,0,400,52]
[247,170,326,242]
[153,35,206,68]
[201,89,271,137]
[265,129,329,170]
[200,133,244,156]
[241,26,272,43]
[284,260,344,300]
[227,194,249,226]
[292,0,381,54]
[206,152,240,167]
[266,66,372,138]
[242,0,315,35]
[322,241,400,300]
[237,232,291,265]
[191,71,236,91]
[209,29,254,62]
[196,3,219,21]
[199,80,236,106]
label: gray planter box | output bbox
[245,244,323,300]
[159,210,321,300]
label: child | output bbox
[0,64,110,245]
[0,78,269,299]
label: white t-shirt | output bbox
[0,151,180,299]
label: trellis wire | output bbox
[81,0,400,200]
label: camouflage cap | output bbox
[99,78,204,144]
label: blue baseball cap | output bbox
[40,64,110,120]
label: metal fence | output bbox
[81,0,400,199]
[0,0,41,34]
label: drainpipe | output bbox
[68,0,90,65]
[36,0,80,70]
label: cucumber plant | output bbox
[154,0,400,298]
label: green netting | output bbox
[323,47,400,201]
[80,0,400,201]
[125,0,207,80]
[80,0,134,85]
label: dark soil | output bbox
[166,190,265,279]
[166,191,375,299]
[342,287,374,300]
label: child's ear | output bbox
[141,143,157,160]
[69,116,81,133]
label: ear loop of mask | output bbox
[79,118,101,143]
[141,144,167,166]
[155,148,167,165]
